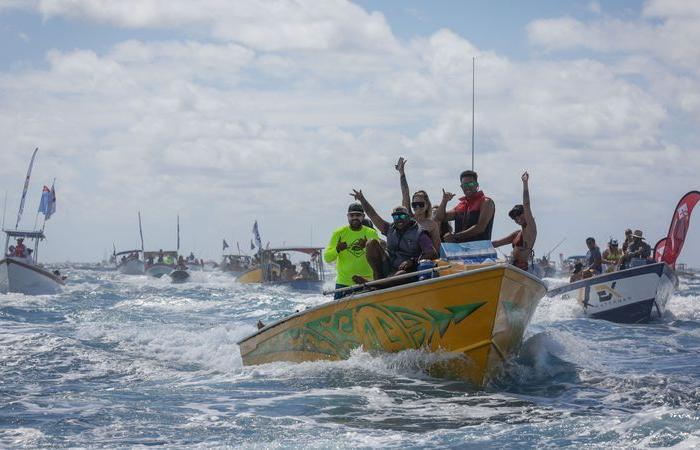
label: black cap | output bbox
[348,202,364,213]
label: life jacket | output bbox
[453,191,494,241]
[386,220,424,270]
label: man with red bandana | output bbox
[435,169,495,243]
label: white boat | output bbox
[547,262,678,323]
[1,230,64,295]
[114,249,145,275]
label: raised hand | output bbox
[442,188,455,203]
[395,157,406,174]
[521,171,529,183]
[349,189,365,202]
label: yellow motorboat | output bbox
[238,262,546,386]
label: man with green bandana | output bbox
[324,202,380,300]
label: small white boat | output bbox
[1,230,64,295]
[114,249,145,275]
[1,148,63,295]
[547,262,678,323]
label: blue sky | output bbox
[0,0,698,266]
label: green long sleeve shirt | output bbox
[324,225,380,286]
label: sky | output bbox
[0,0,698,266]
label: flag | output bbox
[47,182,56,218]
[16,147,39,229]
[660,190,700,267]
[223,239,229,251]
[250,239,255,250]
[252,220,262,250]
[38,185,51,217]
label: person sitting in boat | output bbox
[164,254,175,265]
[187,252,195,262]
[435,169,495,243]
[395,157,442,252]
[7,245,15,257]
[176,255,187,269]
[570,262,584,282]
[324,202,381,299]
[14,238,26,257]
[621,228,633,253]
[492,171,537,271]
[620,230,652,268]
[602,239,622,272]
[296,261,318,280]
[350,189,438,281]
[157,250,164,263]
[583,237,603,278]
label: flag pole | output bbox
[138,211,144,254]
[471,57,475,171]
[2,190,7,230]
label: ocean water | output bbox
[1,267,699,449]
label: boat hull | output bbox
[237,268,263,283]
[0,258,64,295]
[570,263,678,323]
[117,259,145,275]
[238,264,546,386]
[145,264,174,278]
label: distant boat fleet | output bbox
[2,148,698,387]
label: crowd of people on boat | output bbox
[569,229,654,282]
[325,158,537,299]
[264,253,319,282]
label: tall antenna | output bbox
[2,191,7,229]
[471,57,475,171]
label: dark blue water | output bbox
[2,267,699,448]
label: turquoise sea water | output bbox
[1,267,699,448]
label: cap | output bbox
[348,202,364,214]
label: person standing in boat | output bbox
[492,172,536,271]
[14,238,26,257]
[602,239,622,272]
[350,190,438,280]
[583,237,603,277]
[395,157,442,253]
[324,202,381,299]
[435,170,495,243]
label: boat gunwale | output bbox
[237,262,545,345]
[0,257,66,286]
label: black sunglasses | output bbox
[411,202,425,208]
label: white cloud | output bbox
[36,0,400,52]
[0,1,698,264]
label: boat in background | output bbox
[547,191,698,323]
[114,249,145,275]
[221,254,255,277]
[547,262,678,323]
[239,242,546,386]
[1,230,64,294]
[144,250,178,278]
[0,148,64,295]
[238,247,325,291]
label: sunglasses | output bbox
[391,213,409,221]
[348,212,364,218]
[411,201,425,209]
[461,181,478,189]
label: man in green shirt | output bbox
[324,202,380,299]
